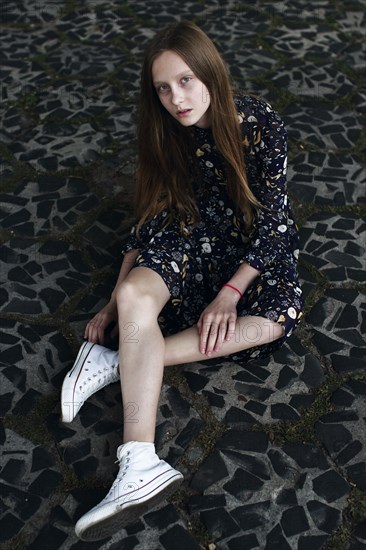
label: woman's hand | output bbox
[84,301,119,345]
[197,290,238,357]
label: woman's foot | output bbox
[61,341,120,422]
[75,441,184,541]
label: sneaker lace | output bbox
[78,363,118,395]
[105,449,134,499]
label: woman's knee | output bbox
[239,317,284,347]
[115,272,169,317]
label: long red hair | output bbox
[135,20,260,236]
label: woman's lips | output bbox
[177,109,192,117]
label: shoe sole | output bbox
[76,473,183,541]
[61,341,95,423]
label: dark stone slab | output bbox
[144,504,179,529]
[190,450,228,491]
[188,494,227,513]
[307,500,341,533]
[27,525,68,550]
[224,467,264,497]
[298,535,329,550]
[331,355,366,373]
[244,400,266,416]
[276,488,298,506]
[320,410,359,423]
[0,512,24,543]
[183,371,208,392]
[224,406,258,424]
[290,394,316,411]
[0,458,26,484]
[159,524,200,550]
[49,505,73,529]
[12,388,43,414]
[271,402,301,421]
[202,389,225,407]
[315,422,353,455]
[280,506,309,536]
[28,469,62,498]
[73,456,99,479]
[268,449,300,481]
[221,449,270,480]
[216,429,268,453]
[312,330,344,355]
[227,533,259,549]
[347,462,366,491]
[166,387,190,417]
[234,382,274,401]
[331,388,356,407]
[282,443,329,469]
[200,507,240,540]
[106,537,139,550]
[312,470,350,502]
[155,420,176,449]
[175,417,204,449]
[275,365,297,390]
[31,445,56,472]
[336,440,363,466]
[234,364,271,382]
[264,523,291,550]
[300,355,325,387]
[353,520,366,541]
[231,500,271,531]
[0,392,14,415]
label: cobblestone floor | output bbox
[1,1,365,549]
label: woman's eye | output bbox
[182,76,192,84]
[157,85,169,93]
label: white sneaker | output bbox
[61,341,120,423]
[75,441,184,541]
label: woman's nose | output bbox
[171,87,184,106]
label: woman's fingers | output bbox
[110,323,119,339]
[225,315,237,341]
[200,314,237,356]
[199,318,221,356]
[84,314,111,345]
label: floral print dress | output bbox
[122,95,303,361]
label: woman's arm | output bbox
[197,262,260,356]
[221,262,261,301]
[110,249,140,302]
[198,99,295,356]
[84,249,140,344]
[240,100,296,271]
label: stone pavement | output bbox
[0,0,365,548]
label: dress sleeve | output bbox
[121,224,140,255]
[241,100,295,271]
[120,209,171,255]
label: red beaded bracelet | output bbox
[222,283,242,298]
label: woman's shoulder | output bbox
[234,93,282,125]
[233,93,286,142]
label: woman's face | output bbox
[152,50,211,128]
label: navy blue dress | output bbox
[122,95,303,361]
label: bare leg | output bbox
[117,267,283,444]
[116,267,170,444]
[163,316,284,366]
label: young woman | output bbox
[61,20,303,541]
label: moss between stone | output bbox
[186,515,213,549]
[324,486,366,550]
[0,533,32,550]
[163,365,227,461]
[3,394,58,446]
[253,371,353,446]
